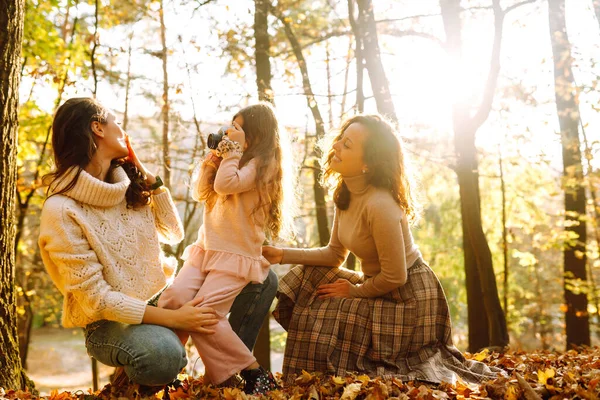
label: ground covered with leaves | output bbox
[3,348,600,399]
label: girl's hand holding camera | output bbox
[204,151,222,169]
[226,121,246,148]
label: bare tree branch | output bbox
[471,0,503,130]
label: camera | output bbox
[207,126,229,150]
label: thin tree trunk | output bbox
[254,0,273,104]
[0,0,27,390]
[340,36,353,119]
[581,121,600,336]
[593,0,600,29]
[252,0,274,368]
[356,0,397,122]
[159,0,171,188]
[548,0,590,348]
[174,34,205,260]
[326,41,334,128]
[499,147,508,315]
[440,0,508,351]
[347,0,364,113]
[91,0,99,96]
[532,252,549,349]
[122,30,134,131]
[273,4,330,245]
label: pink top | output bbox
[183,144,271,283]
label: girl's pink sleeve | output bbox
[213,155,258,195]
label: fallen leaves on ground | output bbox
[3,348,600,399]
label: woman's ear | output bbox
[90,121,104,138]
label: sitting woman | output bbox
[262,114,503,384]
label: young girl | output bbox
[158,103,294,395]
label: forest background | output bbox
[1,0,600,395]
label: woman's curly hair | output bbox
[320,114,420,222]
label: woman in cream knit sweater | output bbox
[38,98,278,388]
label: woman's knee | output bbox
[126,325,187,386]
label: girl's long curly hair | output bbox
[320,114,420,222]
[197,102,296,240]
[43,97,150,208]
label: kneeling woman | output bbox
[263,115,504,384]
[39,98,277,388]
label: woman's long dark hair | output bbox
[43,97,150,208]
[321,114,420,222]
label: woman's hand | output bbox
[173,296,218,334]
[317,279,353,299]
[227,121,246,149]
[262,245,284,264]
[125,135,160,188]
[125,134,145,172]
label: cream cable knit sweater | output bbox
[39,166,184,328]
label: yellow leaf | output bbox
[332,376,345,385]
[296,370,314,384]
[340,382,363,400]
[537,368,555,386]
[356,374,370,385]
[473,348,490,362]
[504,384,519,400]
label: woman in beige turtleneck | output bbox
[263,115,504,384]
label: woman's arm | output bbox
[143,297,218,333]
[279,209,349,267]
[349,197,408,298]
[124,135,183,244]
[150,189,184,245]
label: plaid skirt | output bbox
[273,258,504,384]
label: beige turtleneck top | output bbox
[281,174,421,298]
[38,167,184,328]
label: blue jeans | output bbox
[84,269,278,386]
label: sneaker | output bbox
[240,366,280,395]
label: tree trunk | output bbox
[340,36,353,119]
[548,0,590,348]
[159,0,171,188]
[456,126,507,350]
[499,147,508,315]
[325,41,334,128]
[593,0,600,29]
[440,0,508,350]
[254,0,273,104]
[122,30,134,131]
[13,13,79,364]
[355,0,397,123]
[0,0,27,390]
[581,121,600,337]
[273,4,330,245]
[252,0,274,369]
[91,0,99,96]
[347,0,364,113]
